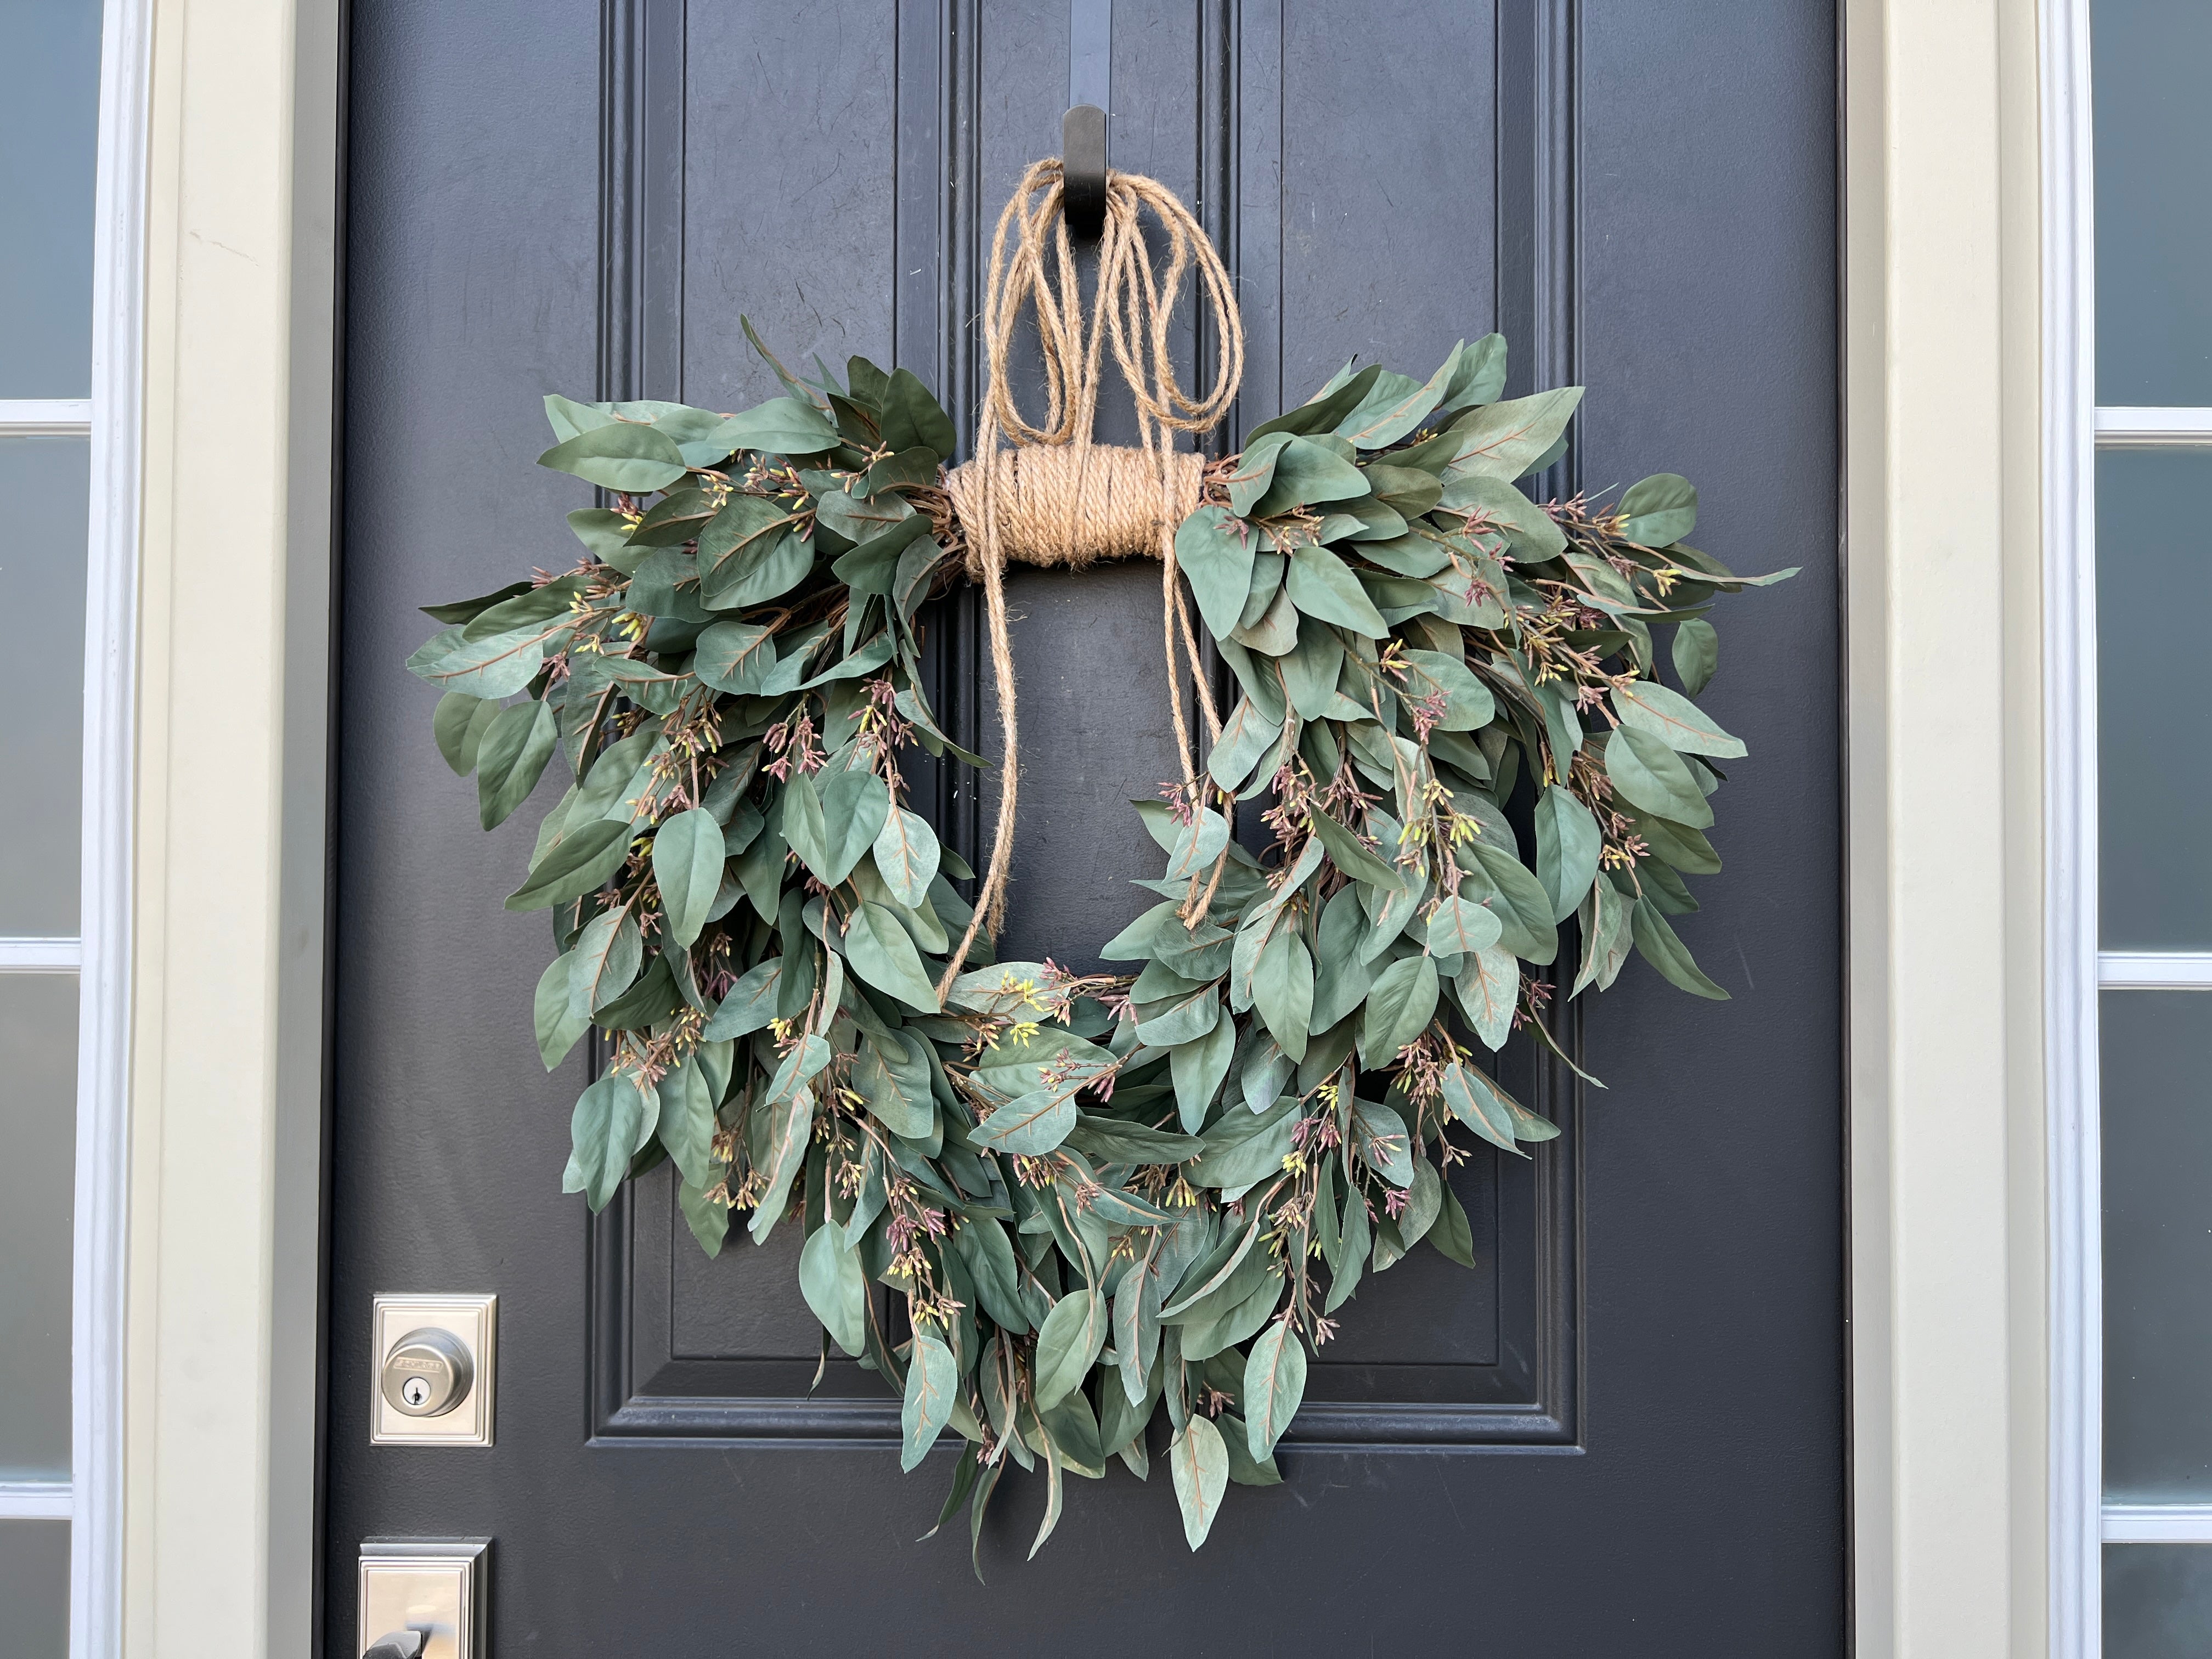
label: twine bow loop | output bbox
[938,158,1247,996]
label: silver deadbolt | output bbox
[379,1327,473,1419]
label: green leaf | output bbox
[1064,1114,1205,1165]
[692,620,780,694]
[748,1084,814,1240]
[879,366,957,458]
[1361,954,1438,1066]
[1534,785,1602,923]
[424,579,534,625]
[1440,387,1583,482]
[1573,876,1636,995]
[1611,679,1746,759]
[707,396,842,457]
[815,487,913,546]
[1033,1289,1108,1410]
[1280,617,1346,720]
[1425,894,1503,958]
[1399,648,1493,730]
[1440,332,1508,408]
[969,1088,1076,1156]
[1283,543,1389,635]
[1243,1318,1307,1462]
[873,807,940,909]
[1191,1097,1299,1189]
[504,816,631,912]
[1306,810,1403,890]
[955,1217,1029,1333]
[1221,432,1291,515]
[1174,506,1259,637]
[1455,943,1519,1049]
[1605,725,1714,827]
[1401,1156,1443,1246]
[1246,363,1382,443]
[1618,472,1697,546]
[679,1176,730,1256]
[406,624,551,699]
[1630,898,1731,1000]
[1114,1239,1164,1406]
[780,771,830,879]
[1348,1097,1415,1187]
[1673,617,1719,696]
[474,698,558,829]
[1465,836,1560,965]
[1431,1183,1477,1267]
[650,807,724,946]
[843,900,941,1012]
[850,1030,934,1138]
[1169,1012,1237,1134]
[433,691,497,775]
[533,950,589,1070]
[563,1071,657,1211]
[701,957,781,1039]
[536,420,689,492]
[567,907,642,1018]
[1251,436,1372,518]
[1440,1059,1517,1153]
[800,1220,870,1357]
[1327,1187,1370,1311]
[1208,696,1283,794]
[819,769,893,883]
[656,1054,717,1186]
[1434,471,1565,557]
[1135,984,1222,1049]
[900,1329,958,1470]
[1250,926,1314,1063]
[1169,1416,1230,1550]
[703,523,812,610]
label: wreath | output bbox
[407,160,1792,1566]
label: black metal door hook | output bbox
[1063,104,1107,237]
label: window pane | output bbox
[0,436,87,939]
[2094,0,2212,404]
[0,974,75,1479]
[2106,1544,2212,1657]
[0,1520,70,1657]
[2104,990,2212,1498]
[0,0,100,398]
[2096,450,2212,950]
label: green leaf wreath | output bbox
[409,322,1791,1565]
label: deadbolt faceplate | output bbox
[370,1294,496,1446]
[380,1326,473,1417]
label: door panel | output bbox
[331,1,1841,1649]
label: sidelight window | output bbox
[0,0,142,1654]
[2056,0,2212,1651]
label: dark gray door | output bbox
[330,2,1842,1649]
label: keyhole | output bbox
[401,1375,431,1408]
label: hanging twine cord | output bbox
[937,157,1247,999]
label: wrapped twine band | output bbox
[934,157,1246,997]
[943,445,1206,578]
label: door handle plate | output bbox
[358,1537,488,1659]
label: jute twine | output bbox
[936,157,1246,998]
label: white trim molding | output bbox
[2097,953,2212,990]
[2044,0,2101,1652]
[2103,1505,2212,1544]
[74,0,151,1646]
[0,1482,76,1522]
[0,938,83,972]
[2092,407,2212,447]
[0,399,95,436]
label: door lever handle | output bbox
[363,1632,428,1659]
